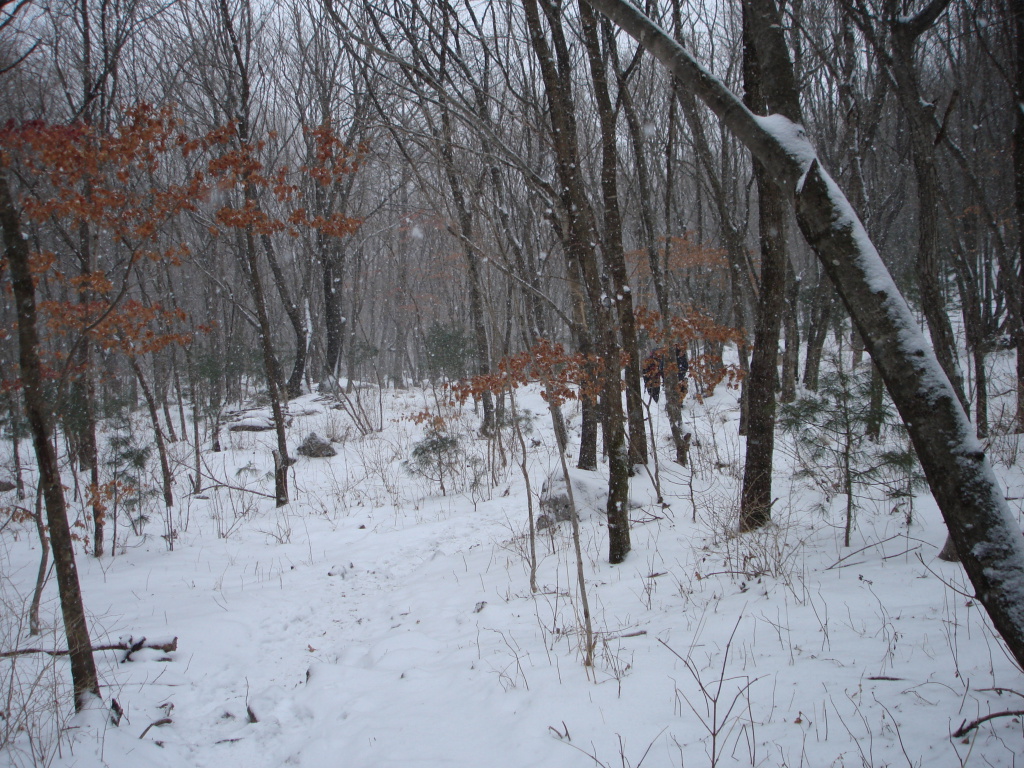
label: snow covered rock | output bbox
[537,468,647,530]
[297,432,337,458]
[537,469,607,530]
[228,411,276,432]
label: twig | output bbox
[978,687,1024,699]
[197,452,278,500]
[952,710,1024,738]
[139,718,173,739]
[915,553,976,600]
[881,545,920,561]
[824,534,902,570]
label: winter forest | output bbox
[2,0,1024,765]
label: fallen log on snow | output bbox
[0,635,178,661]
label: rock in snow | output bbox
[297,432,337,458]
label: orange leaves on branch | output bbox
[407,409,449,431]
[451,339,592,407]
[4,104,206,243]
[68,271,114,295]
[626,233,729,283]
[39,298,193,357]
[2,506,35,526]
[206,121,362,242]
[207,144,266,188]
[215,200,283,236]
[302,123,363,186]
[635,306,746,399]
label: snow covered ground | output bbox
[2,364,1024,767]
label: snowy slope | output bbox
[2,372,1023,768]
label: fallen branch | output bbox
[1,635,178,661]
[824,534,903,570]
[952,710,1024,738]
[139,717,173,739]
[195,452,278,500]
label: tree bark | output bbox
[739,3,789,532]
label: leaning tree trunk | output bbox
[244,226,291,507]
[584,0,1024,673]
[1,172,101,711]
[260,233,308,400]
[127,355,175,547]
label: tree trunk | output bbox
[218,0,290,506]
[436,102,495,436]
[803,276,833,391]
[1014,0,1024,431]
[781,262,799,403]
[613,46,690,464]
[322,238,346,382]
[1,172,101,711]
[739,3,789,532]
[260,233,308,400]
[244,227,291,507]
[580,1,647,467]
[888,7,966,415]
[524,0,629,562]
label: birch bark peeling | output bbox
[582,0,1024,668]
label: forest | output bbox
[1,0,1024,766]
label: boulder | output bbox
[228,411,275,432]
[297,432,337,458]
[536,469,643,530]
[537,470,605,530]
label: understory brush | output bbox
[779,354,926,545]
[0,565,71,768]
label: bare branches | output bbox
[952,710,1024,739]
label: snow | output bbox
[2,379,1024,767]
[753,114,816,183]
